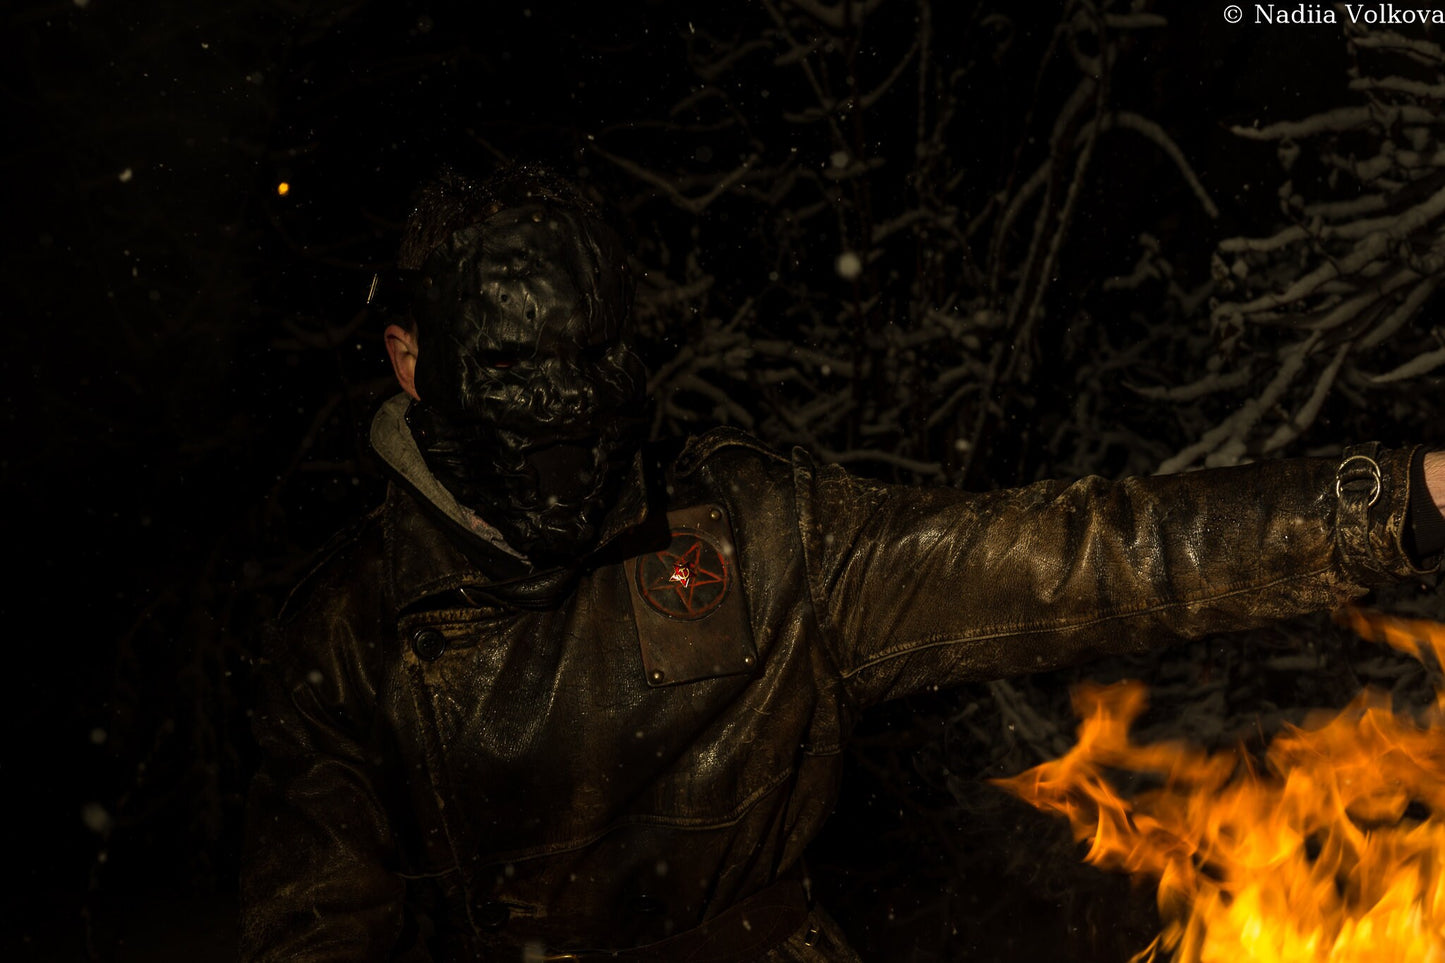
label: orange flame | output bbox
[994,608,1445,963]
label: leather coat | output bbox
[241,396,1433,961]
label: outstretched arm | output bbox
[793,445,1435,708]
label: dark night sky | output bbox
[3,1,1419,959]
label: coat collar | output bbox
[369,393,656,613]
[370,393,525,562]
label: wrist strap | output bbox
[1336,443,1383,567]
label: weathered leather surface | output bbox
[241,428,1431,961]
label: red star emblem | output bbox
[636,531,730,620]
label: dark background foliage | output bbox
[6,1,1444,959]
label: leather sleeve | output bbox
[240,553,418,962]
[791,445,1435,708]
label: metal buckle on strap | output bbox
[1336,453,1382,508]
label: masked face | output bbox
[407,201,648,565]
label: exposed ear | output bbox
[384,324,421,401]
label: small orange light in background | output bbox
[276,182,290,197]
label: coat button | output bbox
[411,628,447,661]
[477,901,510,931]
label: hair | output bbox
[397,163,604,271]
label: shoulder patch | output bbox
[673,427,786,478]
[625,502,757,687]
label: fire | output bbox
[994,608,1445,963]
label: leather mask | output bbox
[407,202,648,565]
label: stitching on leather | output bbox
[789,455,858,700]
[840,566,1338,679]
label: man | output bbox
[241,164,1445,961]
